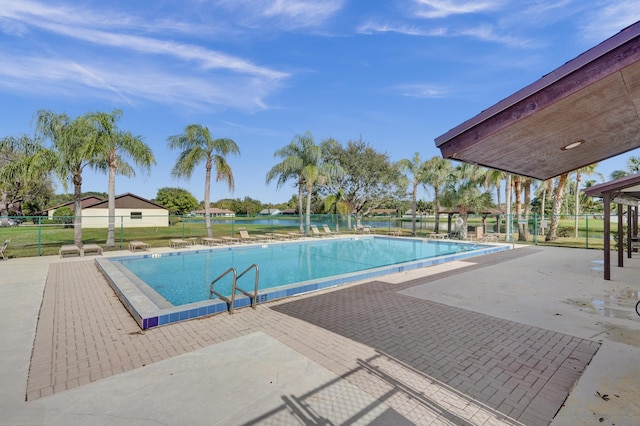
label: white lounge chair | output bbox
[129,241,150,252]
[83,243,103,256]
[59,244,81,258]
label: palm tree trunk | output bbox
[434,189,440,234]
[73,172,82,247]
[106,162,116,248]
[546,173,568,241]
[574,172,582,238]
[505,174,512,241]
[204,161,213,238]
[298,181,304,234]
[305,183,312,236]
[411,182,417,236]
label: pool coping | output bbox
[95,236,510,329]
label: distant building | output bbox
[259,208,281,215]
[280,208,298,215]
[193,208,235,217]
[45,193,169,228]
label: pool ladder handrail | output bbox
[209,264,260,314]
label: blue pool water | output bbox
[98,236,508,329]
[115,237,479,306]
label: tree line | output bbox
[1,109,632,245]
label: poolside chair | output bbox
[82,243,103,256]
[221,236,240,244]
[0,239,10,260]
[238,229,263,243]
[322,224,337,236]
[59,244,81,258]
[129,240,150,252]
[310,225,325,237]
[201,237,223,246]
[169,238,190,248]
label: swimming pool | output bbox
[96,236,508,329]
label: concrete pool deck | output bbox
[1,242,640,425]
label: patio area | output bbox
[1,243,639,425]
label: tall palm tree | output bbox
[323,188,348,232]
[397,152,427,236]
[572,163,602,237]
[36,110,99,246]
[89,110,156,248]
[266,134,309,234]
[168,124,240,239]
[545,173,569,241]
[440,164,489,239]
[267,132,342,236]
[422,156,451,233]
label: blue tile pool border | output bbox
[95,237,510,329]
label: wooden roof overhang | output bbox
[583,174,640,280]
[434,21,640,181]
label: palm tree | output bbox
[36,110,99,246]
[572,163,602,237]
[440,164,489,239]
[266,134,309,234]
[323,188,348,232]
[422,156,451,233]
[267,132,342,236]
[89,110,156,248]
[397,152,427,236]
[545,173,569,241]
[483,168,505,232]
[168,124,240,239]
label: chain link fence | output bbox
[0,213,616,258]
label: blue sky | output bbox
[1,1,639,204]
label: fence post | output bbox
[37,216,42,256]
[119,216,124,249]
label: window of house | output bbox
[131,212,142,220]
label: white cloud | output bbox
[357,21,447,36]
[412,0,502,19]
[0,0,290,111]
[394,83,449,99]
[215,0,344,30]
[581,0,640,41]
[0,54,279,111]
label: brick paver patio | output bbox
[27,249,600,425]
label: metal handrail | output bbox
[209,267,238,314]
[235,264,260,309]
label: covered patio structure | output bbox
[584,174,640,279]
[434,21,640,279]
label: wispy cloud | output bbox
[357,20,530,48]
[411,0,503,19]
[0,0,289,111]
[393,83,449,99]
[581,0,640,41]
[215,0,344,30]
[357,22,447,36]
[0,54,279,111]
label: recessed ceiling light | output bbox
[561,140,584,150]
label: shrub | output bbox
[52,207,74,228]
[557,226,574,237]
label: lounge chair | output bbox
[170,238,190,248]
[83,243,103,256]
[238,229,262,242]
[59,244,81,258]
[0,239,10,260]
[322,224,338,236]
[310,225,325,237]
[201,237,223,246]
[221,236,240,244]
[129,240,150,252]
